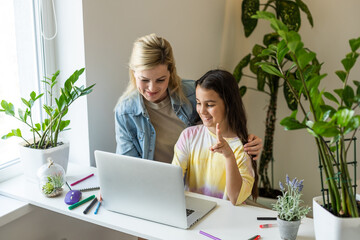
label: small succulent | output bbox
[41,174,64,197]
[273,174,311,221]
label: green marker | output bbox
[68,195,96,210]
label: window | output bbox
[0,0,22,166]
[0,0,54,178]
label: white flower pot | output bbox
[19,141,70,182]
[313,195,360,240]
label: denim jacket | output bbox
[115,80,199,160]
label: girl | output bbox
[172,69,258,205]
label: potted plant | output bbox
[273,175,311,240]
[235,0,314,203]
[0,68,95,181]
[253,11,360,239]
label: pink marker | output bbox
[70,173,94,186]
[259,224,275,228]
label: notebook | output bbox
[94,150,217,229]
[67,174,100,192]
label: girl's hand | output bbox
[97,191,103,202]
[210,123,233,159]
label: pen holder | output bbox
[37,158,66,197]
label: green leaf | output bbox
[35,123,41,131]
[295,0,313,27]
[43,105,53,116]
[341,56,357,72]
[277,0,301,32]
[13,129,22,137]
[64,79,73,93]
[241,0,260,37]
[76,68,85,79]
[334,108,354,127]
[252,44,265,57]
[323,92,339,105]
[263,32,279,46]
[250,56,261,74]
[343,85,355,108]
[280,116,306,130]
[355,81,360,97]
[233,54,251,83]
[258,63,284,78]
[2,132,15,140]
[51,70,60,82]
[283,81,298,111]
[239,86,247,96]
[30,91,36,101]
[256,68,266,91]
[252,10,275,21]
[297,50,316,70]
[18,109,24,121]
[312,121,340,137]
[334,89,343,99]
[335,70,347,82]
[34,93,44,101]
[349,37,360,52]
[320,105,336,121]
[59,120,71,131]
[287,73,303,93]
[1,100,15,116]
[21,98,31,108]
[344,115,360,134]
[277,40,289,64]
[306,74,326,91]
[287,32,303,53]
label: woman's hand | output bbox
[244,134,262,160]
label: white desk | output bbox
[0,163,315,240]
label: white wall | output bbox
[220,0,360,206]
[52,0,90,165]
[82,0,226,166]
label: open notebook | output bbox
[67,174,100,192]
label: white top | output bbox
[0,163,315,240]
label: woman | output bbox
[172,69,258,205]
[115,33,262,163]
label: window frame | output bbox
[0,0,57,181]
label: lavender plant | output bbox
[273,175,311,221]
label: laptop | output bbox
[94,150,217,229]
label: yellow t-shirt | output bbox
[172,125,254,205]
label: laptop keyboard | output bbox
[186,209,194,216]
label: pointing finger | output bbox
[216,123,223,143]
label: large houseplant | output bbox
[253,10,360,238]
[0,68,95,180]
[235,0,313,199]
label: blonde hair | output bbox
[118,33,187,104]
